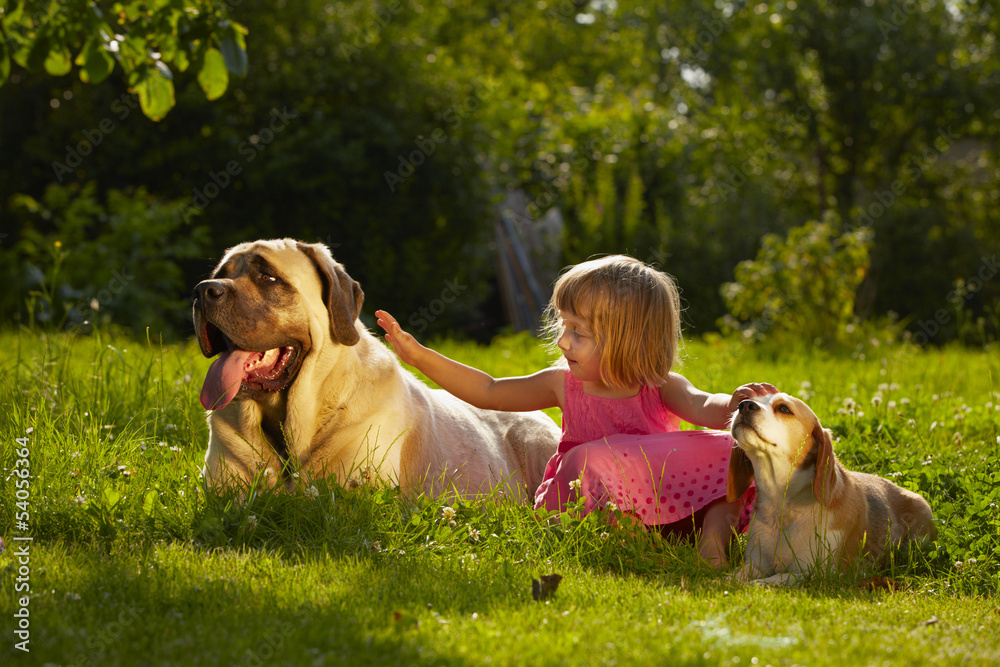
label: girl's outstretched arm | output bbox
[375,310,562,412]
[660,373,778,429]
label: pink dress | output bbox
[533,372,755,530]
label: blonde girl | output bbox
[376,255,775,566]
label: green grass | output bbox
[2,328,999,666]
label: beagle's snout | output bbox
[738,400,761,416]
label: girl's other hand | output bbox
[728,382,779,412]
[375,310,425,367]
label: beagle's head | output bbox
[727,393,838,506]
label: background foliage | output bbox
[1,0,998,342]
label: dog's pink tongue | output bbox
[200,350,254,410]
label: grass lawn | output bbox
[1,327,999,666]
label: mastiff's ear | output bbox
[297,242,364,346]
[727,444,755,503]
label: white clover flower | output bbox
[305,485,319,499]
[871,395,883,407]
[954,561,963,569]
[73,495,86,505]
[469,528,481,542]
[889,383,900,392]
[441,506,456,521]
[953,432,963,444]
[372,541,382,552]
[605,501,618,512]
[889,472,903,478]
[246,514,258,531]
[878,383,889,392]
[568,478,582,492]
[888,401,897,410]
[900,398,911,405]
[346,477,360,490]
[857,411,865,419]
[448,520,457,528]
[600,532,610,540]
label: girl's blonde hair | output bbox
[543,255,682,390]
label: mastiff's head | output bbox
[193,239,363,410]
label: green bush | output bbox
[2,182,209,337]
[719,215,873,345]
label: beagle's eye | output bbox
[776,404,793,415]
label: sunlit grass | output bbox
[1,328,998,665]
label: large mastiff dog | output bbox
[192,239,559,499]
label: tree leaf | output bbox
[44,36,73,76]
[219,32,248,77]
[174,49,190,73]
[197,47,228,100]
[26,33,51,71]
[0,38,9,86]
[78,39,114,84]
[135,65,176,121]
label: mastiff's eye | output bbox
[776,404,793,415]
[260,272,277,282]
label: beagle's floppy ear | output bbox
[297,242,364,346]
[812,425,839,506]
[727,445,755,502]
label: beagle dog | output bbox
[727,393,936,585]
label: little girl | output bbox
[375,255,776,566]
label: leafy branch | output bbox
[0,0,248,120]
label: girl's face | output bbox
[557,310,602,384]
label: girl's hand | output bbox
[375,310,425,367]
[728,382,779,411]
